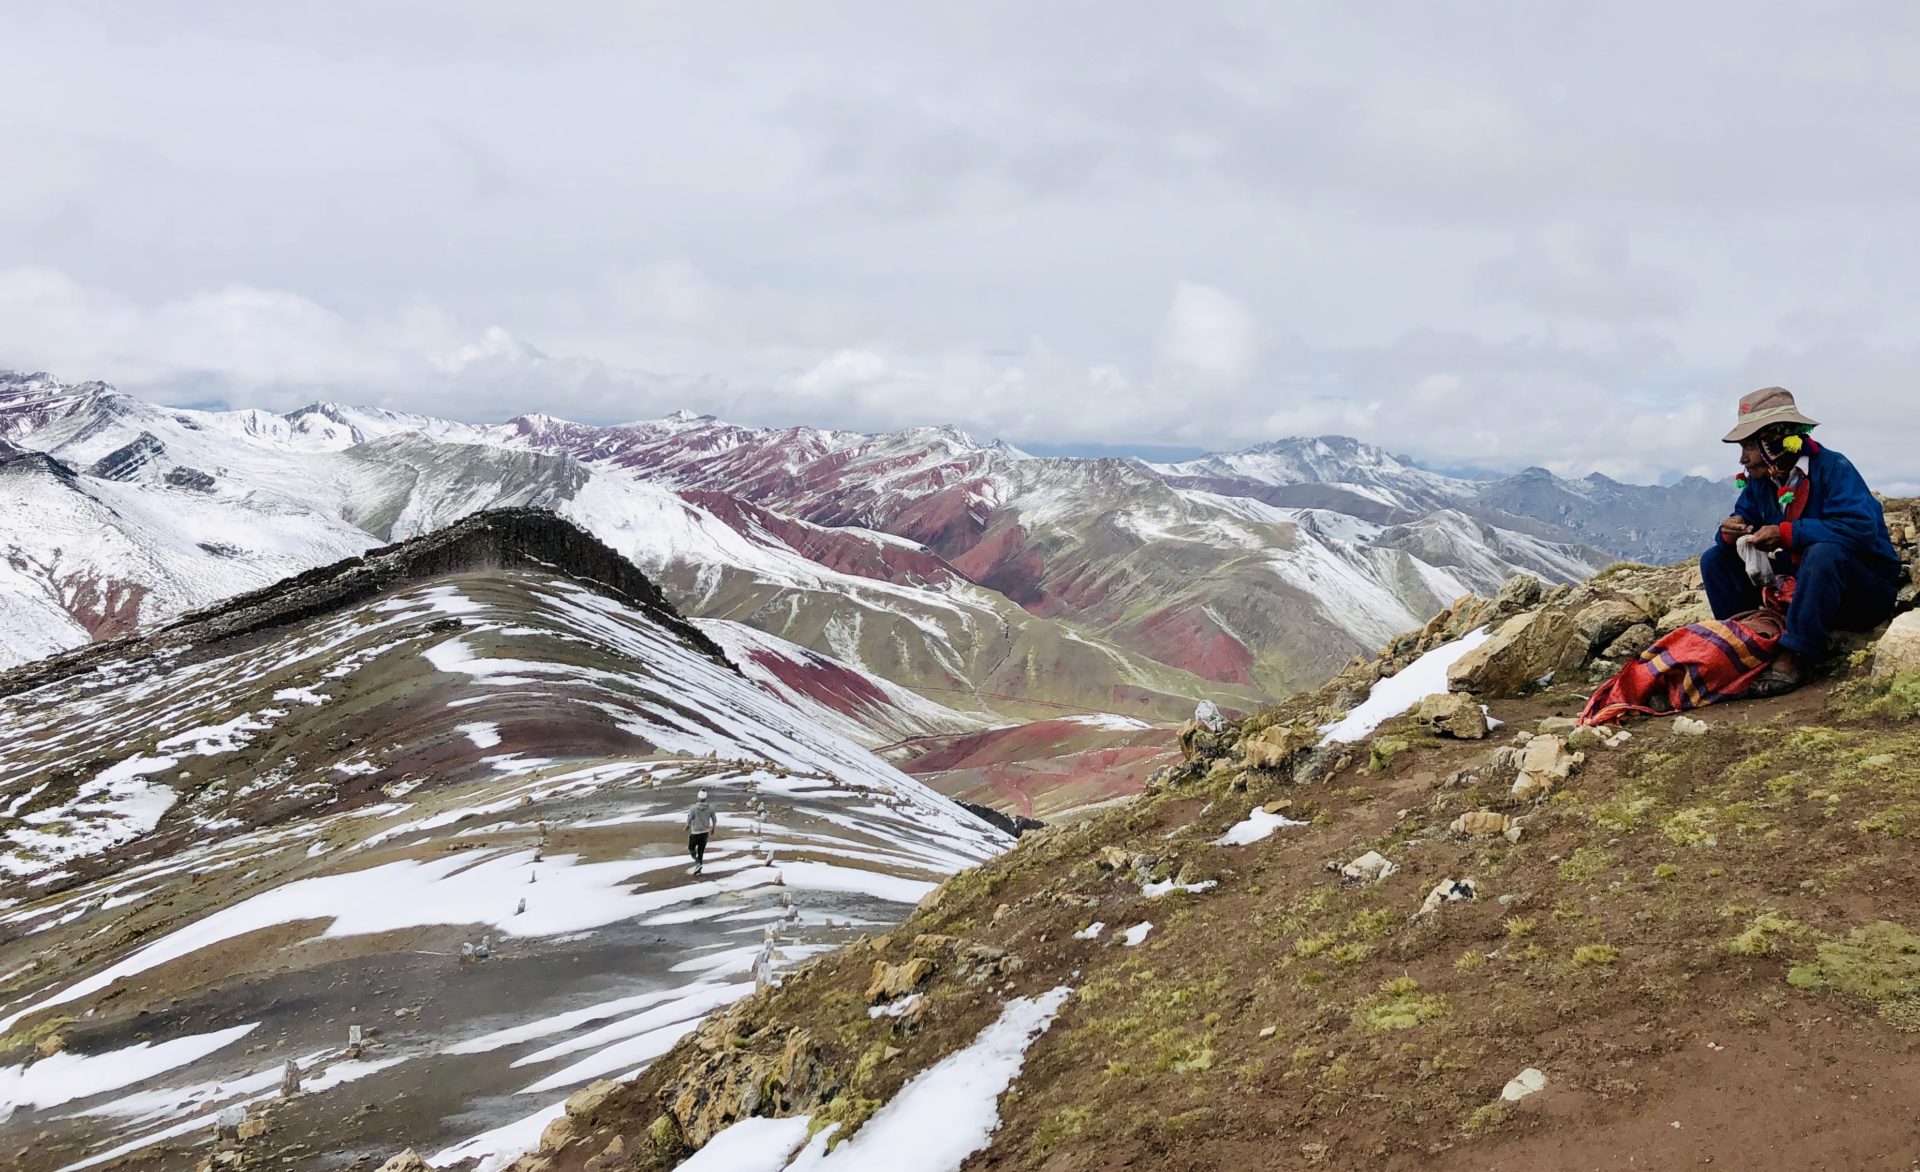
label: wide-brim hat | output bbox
[1722,386,1820,443]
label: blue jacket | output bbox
[1723,445,1901,583]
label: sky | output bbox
[4,1,1920,488]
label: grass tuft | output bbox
[1356,976,1448,1031]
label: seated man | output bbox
[1702,387,1902,695]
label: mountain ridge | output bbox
[0,369,1720,742]
[0,507,730,699]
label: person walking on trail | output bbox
[1702,387,1901,697]
[686,790,716,875]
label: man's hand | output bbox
[1750,524,1785,550]
[1720,515,1754,543]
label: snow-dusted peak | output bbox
[1152,434,1429,486]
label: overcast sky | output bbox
[5,2,1920,487]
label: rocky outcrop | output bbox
[955,799,1046,838]
[865,956,935,1001]
[87,431,167,481]
[1447,589,1665,698]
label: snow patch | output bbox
[676,1115,814,1171]
[0,1023,258,1117]
[1318,629,1491,745]
[457,722,503,750]
[1213,807,1310,847]
[1141,878,1216,898]
[723,985,1072,1172]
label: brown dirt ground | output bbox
[514,661,1920,1172]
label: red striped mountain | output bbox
[490,411,1621,692]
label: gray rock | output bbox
[1873,612,1920,682]
[1501,1067,1548,1102]
[1493,574,1543,612]
[1603,622,1657,660]
[1415,692,1489,739]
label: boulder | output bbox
[587,1136,626,1170]
[1618,589,1661,620]
[1602,622,1656,660]
[1241,722,1313,768]
[1654,600,1712,636]
[1565,725,1604,753]
[376,1153,431,1172]
[1873,612,1920,682]
[1573,600,1647,655]
[564,1079,622,1124]
[1450,810,1517,838]
[1369,735,1410,773]
[235,1117,270,1142]
[1177,719,1234,763]
[910,933,955,957]
[865,957,935,1002]
[1415,693,1488,739]
[1501,1067,1548,1103]
[1493,574,1543,613]
[1340,851,1397,882]
[1447,609,1587,697]
[539,1115,578,1153]
[1511,735,1581,801]
[1416,878,1478,916]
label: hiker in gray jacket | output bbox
[686,790,716,874]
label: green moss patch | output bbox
[1356,977,1448,1031]
[1786,921,1920,1029]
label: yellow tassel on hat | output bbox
[1783,434,1804,454]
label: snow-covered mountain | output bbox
[0,374,1261,725]
[0,510,1005,1171]
[0,370,1719,721]
[1150,434,1727,562]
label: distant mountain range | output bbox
[0,370,1729,732]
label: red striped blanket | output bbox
[1580,601,1789,726]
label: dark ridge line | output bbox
[0,507,737,698]
[954,799,1047,838]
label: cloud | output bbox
[1158,281,1258,383]
[1481,223,1683,322]
[8,262,1920,493]
[0,265,700,424]
[610,263,717,329]
[2,5,1919,490]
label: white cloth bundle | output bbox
[1735,533,1776,586]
